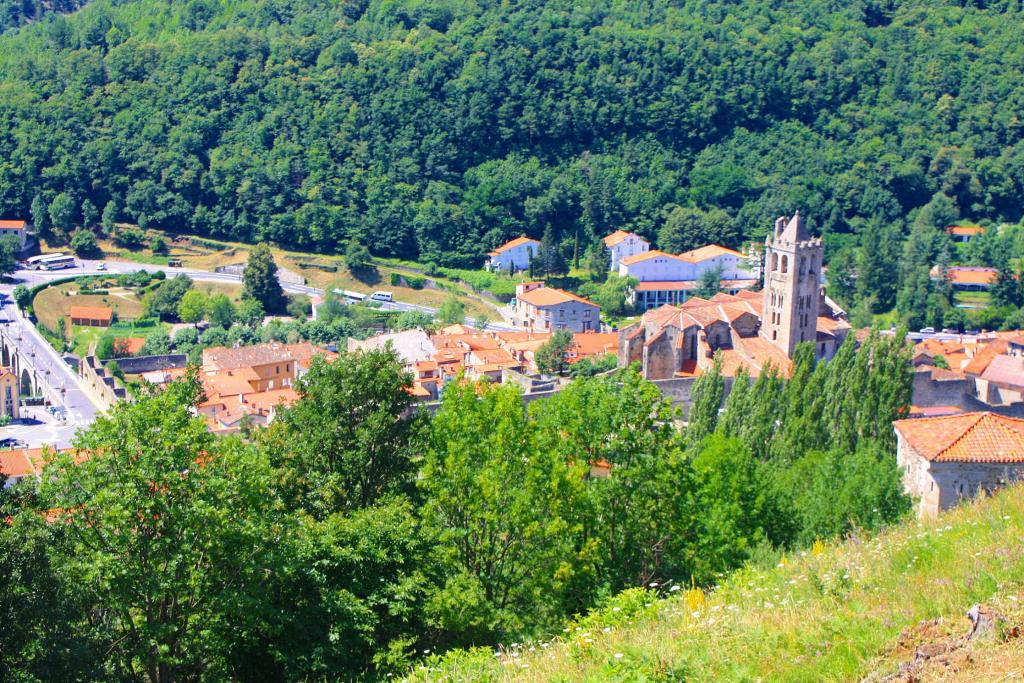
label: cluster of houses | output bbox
[348,324,617,399]
[140,341,334,433]
[485,228,760,314]
[9,216,1024,523]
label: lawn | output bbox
[954,290,991,308]
[33,282,145,331]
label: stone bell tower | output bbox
[760,211,823,358]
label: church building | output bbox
[618,212,850,380]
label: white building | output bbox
[603,230,650,272]
[618,250,694,282]
[512,282,600,333]
[485,236,541,272]
[0,219,30,253]
[678,244,756,280]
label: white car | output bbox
[96,262,107,271]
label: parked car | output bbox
[370,291,394,302]
[96,262,107,270]
[919,327,935,334]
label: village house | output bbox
[618,213,850,379]
[0,219,31,254]
[603,230,650,271]
[202,341,326,391]
[484,236,541,272]
[894,411,1024,517]
[0,448,43,488]
[931,265,998,291]
[618,244,758,310]
[511,282,600,333]
[69,305,113,327]
[946,225,986,242]
[1,366,19,420]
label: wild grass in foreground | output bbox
[408,485,1024,681]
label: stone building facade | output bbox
[617,213,850,379]
[760,211,826,358]
[894,411,1024,517]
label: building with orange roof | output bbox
[602,229,650,271]
[619,214,850,378]
[617,244,757,310]
[512,282,600,333]
[946,225,986,242]
[0,218,30,252]
[69,305,113,327]
[931,265,998,290]
[567,332,618,364]
[894,411,1024,516]
[1,366,19,420]
[484,236,540,272]
[678,244,753,279]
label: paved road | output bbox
[0,257,516,448]
[0,285,97,448]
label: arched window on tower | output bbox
[771,252,778,271]
[781,255,788,273]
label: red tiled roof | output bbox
[619,250,689,266]
[603,230,645,247]
[517,286,597,308]
[487,236,539,256]
[937,266,998,287]
[946,225,985,237]
[69,305,113,322]
[0,219,27,229]
[679,244,746,262]
[894,411,1024,463]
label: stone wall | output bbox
[912,369,1024,418]
[116,354,189,374]
[78,355,127,410]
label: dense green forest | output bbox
[0,334,912,680]
[0,0,92,33]
[1,0,1023,278]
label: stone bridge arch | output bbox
[20,366,35,397]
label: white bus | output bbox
[40,254,77,270]
[334,289,366,304]
[25,253,76,270]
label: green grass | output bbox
[954,290,991,308]
[410,486,1024,682]
[70,322,168,358]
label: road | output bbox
[0,256,515,447]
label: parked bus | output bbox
[25,253,75,270]
[40,254,77,270]
[334,289,367,304]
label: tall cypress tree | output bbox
[242,243,286,313]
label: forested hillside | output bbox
[0,0,92,33]
[0,0,1022,273]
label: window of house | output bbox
[781,255,788,273]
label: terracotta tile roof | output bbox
[980,354,1024,389]
[632,279,755,292]
[894,412,1024,463]
[908,405,963,418]
[937,266,998,287]
[602,229,645,247]
[114,337,146,355]
[0,366,14,380]
[244,388,299,413]
[963,340,1008,376]
[946,225,985,237]
[69,305,113,322]
[679,244,746,262]
[517,286,598,308]
[0,219,27,229]
[487,236,539,256]
[570,332,617,358]
[0,448,44,478]
[619,250,689,266]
